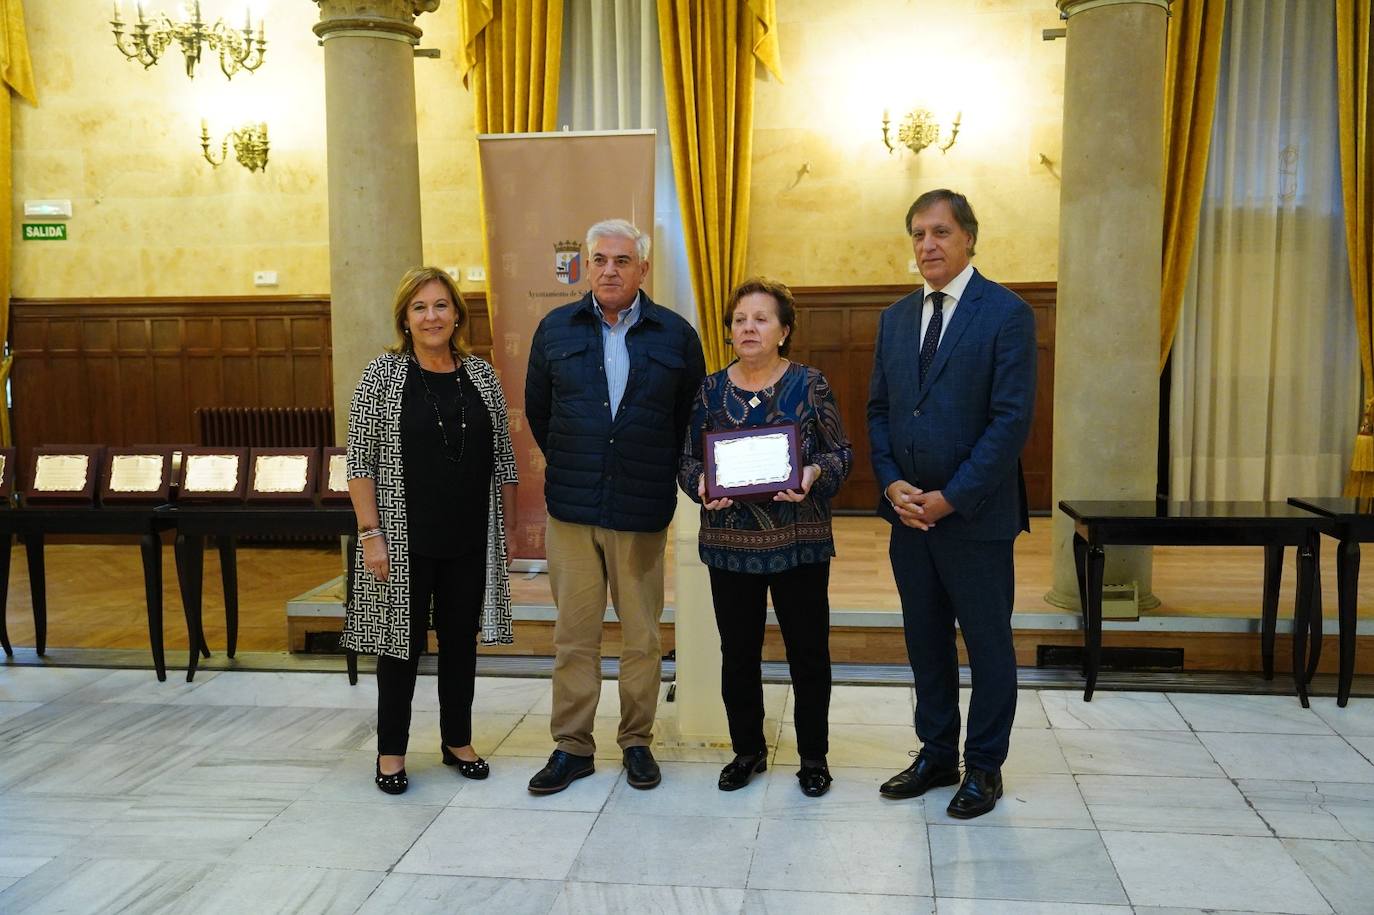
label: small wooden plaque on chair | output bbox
[101,448,172,503]
[25,446,102,503]
[246,448,318,503]
[178,448,248,502]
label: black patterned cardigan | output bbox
[343,351,519,659]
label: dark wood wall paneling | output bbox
[786,283,1056,512]
[10,297,335,454]
[8,286,1051,511]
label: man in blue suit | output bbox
[867,189,1037,819]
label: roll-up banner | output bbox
[477,130,656,566]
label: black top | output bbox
[401,361,493,558]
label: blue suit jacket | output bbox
[866,269,1037,541]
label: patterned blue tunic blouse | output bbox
[678,362,853,573]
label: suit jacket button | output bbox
[913,409,921,416]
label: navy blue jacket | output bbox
[867,269,1037,540]
[526,291,706,532]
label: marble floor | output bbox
[1,667,1373,914]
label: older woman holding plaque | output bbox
[345,266,519,796]
[678,277,852,797]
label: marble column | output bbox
[313,0,437,440]
[671,491,730,743]
[1046,0,1170,611]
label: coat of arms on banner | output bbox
[553,240,581,285]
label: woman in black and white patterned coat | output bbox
[345,266,519,796]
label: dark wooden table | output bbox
[157,503,356,681]
[1288,497,1372,706]
[0,501,179,680]
[1058,500,1326,705]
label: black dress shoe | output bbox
[441,744,490,780]
[375,756,408,796]
[528,750,595,795]
[623,746,661,789]
[879,751,960,799]
[947,768,1003,819]
[718,752,767,791]
[796,764,832,797]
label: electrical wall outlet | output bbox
[466,266,486,282]
[908,258,920,275]
[253,270,278,287]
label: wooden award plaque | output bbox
[319,447,351,503]
[101,448,173,503]
[246,448,318,503]
[178,448,249,502]
[0,447,16,502]
[702,422,802,503]
[25,446,102,503]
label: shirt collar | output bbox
[592,291,642,328]
[923,262,975,306]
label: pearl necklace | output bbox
[413,353,467,464]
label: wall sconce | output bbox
[882,108,962,155]
[202,119,269,172]
[111,1,266,80]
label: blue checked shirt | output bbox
[593,293,641,418]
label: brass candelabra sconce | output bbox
[882,108,962,155]
[201,120,269,172]
[111,1,267,80]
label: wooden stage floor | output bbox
[3,517,1372,657]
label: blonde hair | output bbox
[387,266,470,358]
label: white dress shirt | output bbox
[920,262,975,346]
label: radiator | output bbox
[194,406,335,448]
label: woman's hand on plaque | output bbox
[774,464,820,503]
[698,474,734,511]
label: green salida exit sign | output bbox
[22,222,66,241]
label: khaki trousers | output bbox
[547,516,667,756]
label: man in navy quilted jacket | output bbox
[525,219,706,794]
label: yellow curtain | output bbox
[0,0,35,448]
[657,0,781,372]
[458,0,563,134]
[1159,0,1226,371]
[1340,0,1374,495]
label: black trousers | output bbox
[889,525,1017,772]
[376,551,486,756]
[708,561,832,761]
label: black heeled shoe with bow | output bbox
[442,743,490,780]
[796,763,832,797]
[718,752,768,791]
[375,756,408,795]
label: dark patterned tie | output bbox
[919,291,945,385]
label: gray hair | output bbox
[586,219,650,261]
